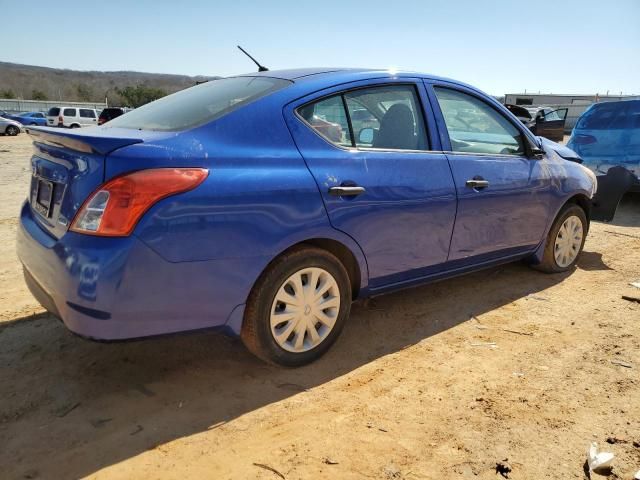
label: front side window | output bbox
[544,108,567,121]
[63,108,76,116]
[434,87,525,156]
[107,76,291,131]
[298,84,428,151]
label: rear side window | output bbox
[434,87,524,156]
[576,102,634,130]
[298,84,429,150]
[107,77,291,131]
[298,95,352,147]
[79,109,96,118]
[63,108,76,116]
[48,108,60,116]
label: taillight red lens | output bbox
[70,168,208,236]
[573,134,597,145]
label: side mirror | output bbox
[358,127,374,144]
[530,146,545,159]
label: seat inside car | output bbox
[373,103,417,150]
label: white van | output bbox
[46,107,99,128]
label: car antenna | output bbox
[237,45,269,72]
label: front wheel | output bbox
[532,204,588,273]
[5,125,19,136]
[241,246,352,366]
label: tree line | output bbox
[1,84,168,108]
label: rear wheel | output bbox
[241,246,352,366]
[532,204,587,273]
[5,125,19,136]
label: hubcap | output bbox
[270,267,340,353]
[554,215,583,268]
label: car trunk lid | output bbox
[26,126,153,239]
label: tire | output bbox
[5,125,19,136]
[241,246,352,367]
[532,204,588,273]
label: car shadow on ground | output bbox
[0,260,577,479]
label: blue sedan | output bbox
[17,69,597,365]
[7,111,48,126]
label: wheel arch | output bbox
[530,192,592,265]
[565,193,592,223]
[296,238,363,299]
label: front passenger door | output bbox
[430,84,554,263]
[536,108,568,142]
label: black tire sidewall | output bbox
[243,248,352,367]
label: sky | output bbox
[2,0,639,96]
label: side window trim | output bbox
[425,81,536,157]
[340,95,356,147]
[295,82,434,153]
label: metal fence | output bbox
[0,98,106,114]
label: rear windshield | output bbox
[106,76,291,131]
[48,107,60,116]
[576,102,640,130]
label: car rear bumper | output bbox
[17,201,262,340]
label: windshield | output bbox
[107,76,291,131]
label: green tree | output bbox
[1,89,16,99]
[115,85,167,108]
[76,83,93,102]
[31,89,48,101]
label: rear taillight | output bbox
[70,168,208,236]
[58,115,63,123]
[573,134,597,145]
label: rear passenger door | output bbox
[428,83,554,262]
[285,80,457,289]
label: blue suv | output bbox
[17,69,597,365]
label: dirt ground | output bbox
[0,133,639,479]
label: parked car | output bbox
[505,104,567,142]
[0,116,22,136]
[46,107,99,128]
[567,99,640,220]
[6,111,47,126]
[98,107,126,125]
[18,69,597,366]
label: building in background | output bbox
[504,93,640,132]
[0,99,106,116]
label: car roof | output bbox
[590,99,640,108]
[237,67,463,85]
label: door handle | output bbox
[328,186,366,197]
[465,178,489,190]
